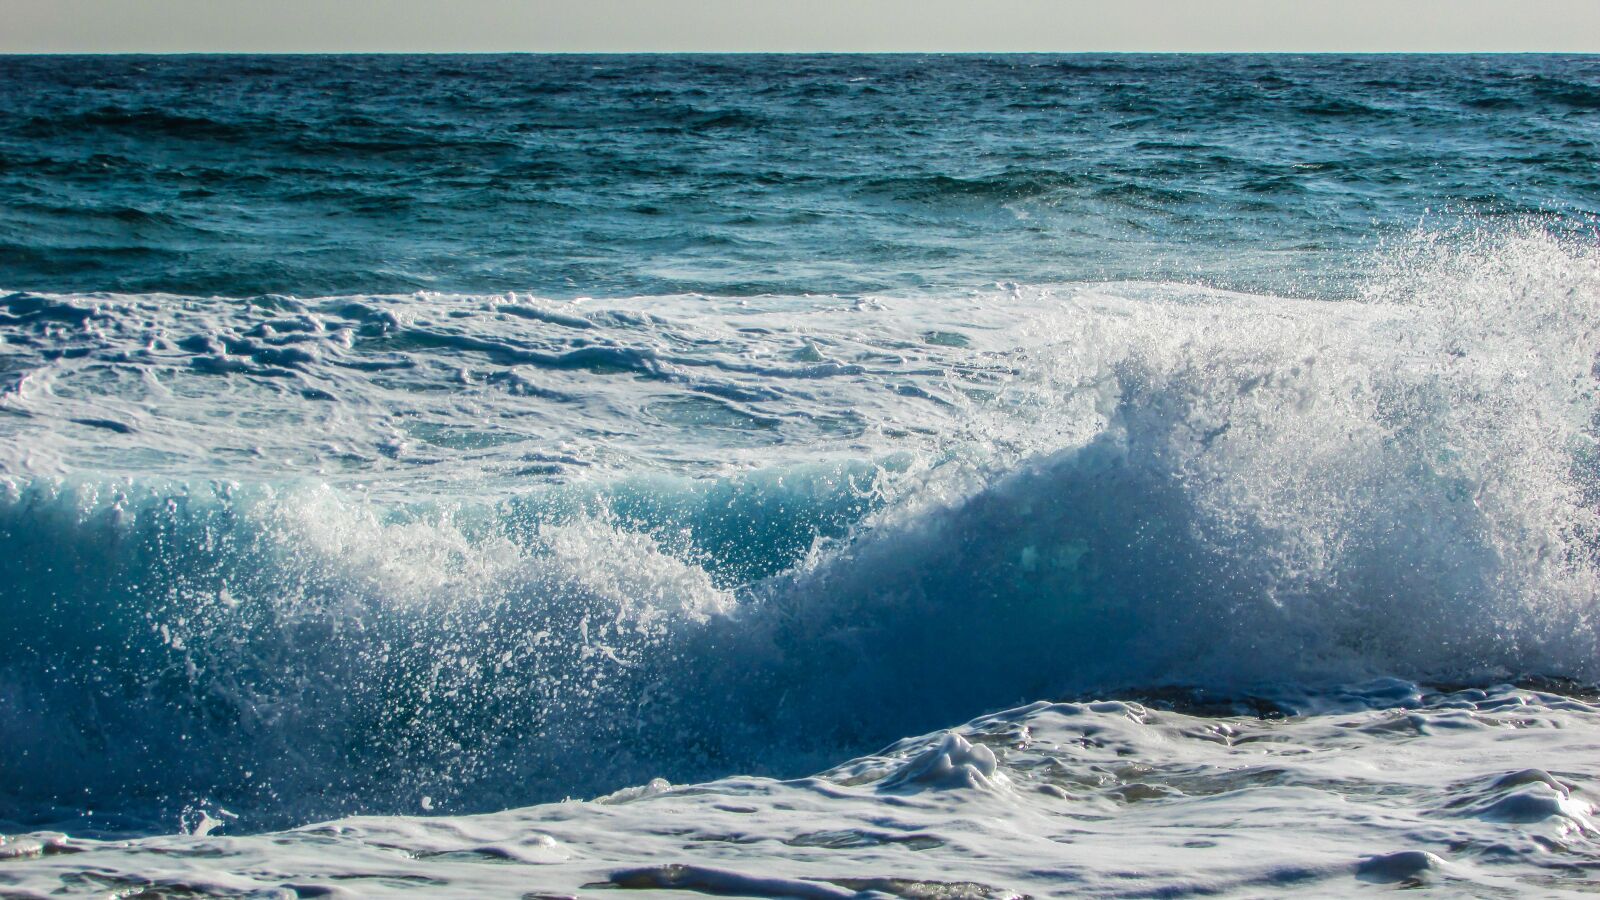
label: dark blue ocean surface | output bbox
[1,54,1597,298]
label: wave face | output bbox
[3,227,1599,834]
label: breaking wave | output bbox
[3,226,1599,834]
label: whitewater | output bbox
[3,52,1600,896]
[1,226,1598,895]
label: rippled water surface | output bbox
[2,54,1597,297]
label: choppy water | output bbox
[3,54,1598,298]
[3,54,1600,897]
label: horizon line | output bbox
[4,49,1598,56]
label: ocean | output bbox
[1,53,1599,896]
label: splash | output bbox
[2,226,1599,833]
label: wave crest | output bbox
[3,226,1600,833]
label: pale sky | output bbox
[3,0,1599,54]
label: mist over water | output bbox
[2,53,1600,897]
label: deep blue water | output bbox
[2,54,1597,298]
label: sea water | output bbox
[1,54,1599,896]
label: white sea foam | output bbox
[3,226,1600,890]
[3,683,1597,897]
